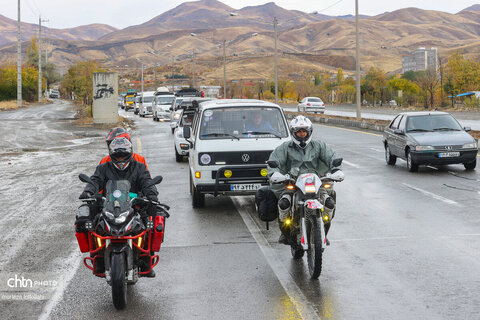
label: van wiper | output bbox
[407,129,432,132]
[433,127,460,131]
[202,133,240,140]
[242,131,282,139]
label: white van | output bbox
[183,99,291,207]
[138,91,156,117]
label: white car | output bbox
[138,91,156,117]
[298,97,325,113]
[183,99,291,207]
[174,110,195,162]
[169,97,184,133]
[153,95,175,121]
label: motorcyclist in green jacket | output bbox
[268,115,341,245]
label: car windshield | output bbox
[406,114,462,132]
[156,96,174,105]
[142,96,154,103]
[308,98,322,102]
[199,107,288,140]
[126,96,135,102]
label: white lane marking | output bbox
[402,183,461,207]
[333,234,480,242]
[369,147,383,153]
[137,137,143,153]
[38,247,83,320]
[232,196,320,320]
[342,160,361,168]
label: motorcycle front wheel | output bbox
[111,253,127,310]
[306,216,323,279]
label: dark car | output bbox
[383,112,478,172]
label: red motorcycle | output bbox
[75,174,169,309]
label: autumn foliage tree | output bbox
[61,60,105,106]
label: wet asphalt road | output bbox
[1,101,480,319]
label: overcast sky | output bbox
[2,0,478,29]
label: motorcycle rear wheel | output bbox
[111,253,127,310]
[306,216,323,279]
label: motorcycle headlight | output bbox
[305,185,316,193]
[114,211,130,224]
[200,153,211,165]
[462,142,477,149]
[415,145,434,151]
[104,211,114,220]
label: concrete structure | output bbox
[200,86,221,98]
[402,47,438,73]
[92,72,118,124]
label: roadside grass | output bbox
[0,100,29,111]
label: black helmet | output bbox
[109,137,133,171]
[106,127,131,147]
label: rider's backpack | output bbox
[255,186,278,222]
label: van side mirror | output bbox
[464,126,471,132]
[183,126,191,139]
[393,129,404,135]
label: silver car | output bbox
[298,97,325,113]
[153,95,175,122]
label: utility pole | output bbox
[223,40,226,99]
[273,17,278,105]
[38,16,42,102]
[141,63,144,100]
[171,57,175,92]
[17,0,22,108]
[355,0,362,120]
[192,49,196,88]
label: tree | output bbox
[0,64,41,101]
[363,67,387,106]
[415,69,439,109]
[61,60,105,106]
[336,68,344,85]
[445,51,480,94]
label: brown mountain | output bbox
[2,2,480,80]
[0,14,117,47]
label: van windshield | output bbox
[142,96,154,103]
[199,107,288,139]
[156,96,175,105]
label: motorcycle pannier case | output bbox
[255,186,278,222]
[152,215,165,252]
[75,232,90,253]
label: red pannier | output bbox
[151,215,165,252]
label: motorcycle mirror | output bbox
[332,158,343,167]
[145,176,163,189]
[267,160,279,168]
[79,173,94,185]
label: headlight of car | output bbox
[173,112,181,120]
[462,142,477,149]
[415,145,434,151]
[200,153,212,165]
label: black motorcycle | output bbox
[76,174,169,309]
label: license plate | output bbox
[230,184,261,191]
[438,152,460,158]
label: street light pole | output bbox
[141,63,144,100]
[223,40,227,99]
[171,56,175,92]
[273,17,278,105]
[17,0,22,108]
[355,0,362,120]
[38,16,42,102]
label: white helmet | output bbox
[289,115,312,149]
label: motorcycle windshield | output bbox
[104,180,131,214]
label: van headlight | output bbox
[200,154,212,165]
[462,142,477,149]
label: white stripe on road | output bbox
[232,196,320,320]
[369,147,383,153]
[342,160,361,168]
[402,183,461,207]
[38,247,83,320]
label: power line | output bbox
[318,0,345,14]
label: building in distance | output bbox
[402,47,438,73]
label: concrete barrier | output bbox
[92,72,118,124]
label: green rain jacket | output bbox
[267,140,339,198]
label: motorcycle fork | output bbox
[299,205,309,250]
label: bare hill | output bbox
[0,14,117,48]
